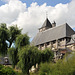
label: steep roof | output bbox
[31,23,75,46]
[39,18,52,29]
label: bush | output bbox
[0,65,17,75]
[39,63,51,75]
[38,53,75,75]
[0,64,4,70]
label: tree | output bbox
[15,34,30,50]
[8,34,30,68]
[8,25,22,48]
[0,23,22,55]
[8,48,18,68]
[41,48,54,63]
[0,23,9,55]
[18,46,53,75]
[18,45,41,75]
[0,23,7,29]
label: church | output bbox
[31,18,75,59]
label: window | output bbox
[47,42,49,45]
[66,38,70,43]
[41,44,44,47]
[53,41,56,44]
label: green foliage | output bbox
[8,33,30,69]
[8,48,18,68]
[39,63,51,75]
[0,65,17,75]
[9,25,22,48]
[0,23,9,55]
[38,53,75,75]
[0,23,7,29]
[0,23,22,55]
[15,34,30,49]
[41,48,54,63]
[18,45,40,74]
[18,46,53,74]
[0,64,4,70]
[30,72,38,75]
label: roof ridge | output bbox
[40,23,67,33]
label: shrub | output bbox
[38,53,75,75]
[0,64,4,70]
[39,63,51,75]
[0,65,17,75]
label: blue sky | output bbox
[73,28,75,31]
[20,0,71,7]
[0,1,5,6]
[0,0,71,7]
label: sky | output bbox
[0,0,71,7]
[0,0,75,39]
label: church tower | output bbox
[39,18,52,32]
[52,21,56,27]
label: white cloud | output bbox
[0,0,26,24]
[0,0,75,38]
[1,0,18,3]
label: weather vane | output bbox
[46,11,48,19]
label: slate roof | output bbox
[31,23,75,46]
[39,18,52,29]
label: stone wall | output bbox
[37,38,67,50]
[67,44,75,51]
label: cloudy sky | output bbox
[0,0,75,40]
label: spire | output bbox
[39,18,52,32]
[41,18,52,28]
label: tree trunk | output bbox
[26,70,30,75]
[9,42,12,48]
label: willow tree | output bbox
[8,34,30,68]
[41,48,54,63]
[8,25,22,48]
[0,23,9,55]
[8,48,18,68]
[0,23,22,55]
[18,46,53,75]
[18,45,41,75]
[15,34,30,50]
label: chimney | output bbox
[52,21,56,27]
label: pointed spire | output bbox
[46,11,48,19]
[39,18,52,32]
[42,18,52,28]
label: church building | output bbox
[31,18,75,59]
